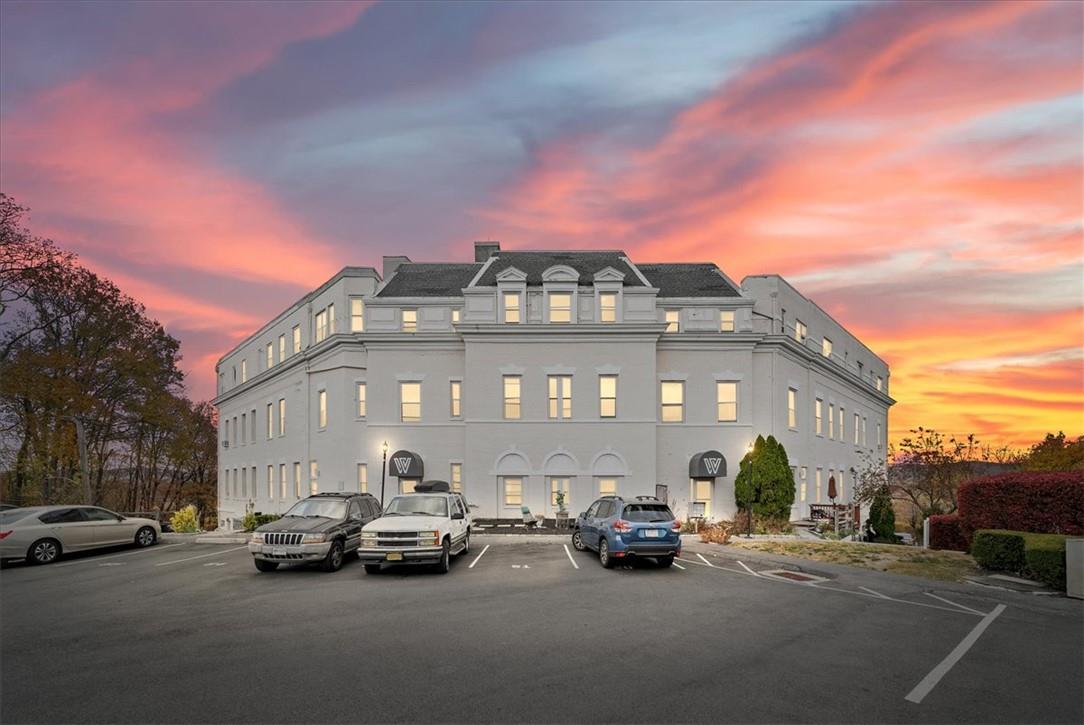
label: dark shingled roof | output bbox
[474,251,645,287]
[637,263,742,297]
[377,263,482,297]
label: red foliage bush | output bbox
[928,514,967,551]
[957,471,1084,543]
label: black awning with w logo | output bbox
[689,450,726,478]
[389,450,424,478]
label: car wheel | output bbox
[598,538,614,569]
[364,564,381,575]
[320,540,344,572]
[28,538,61,565]
[658,555,674,568]
[254,559,279,572]
[436,538,450,574]
[135,526,156,548]
[571,529,586,551]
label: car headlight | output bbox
[361,531,377,538]
[419,530,440,545]
[251,533,265,544]
[302,533,326,543]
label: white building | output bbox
[213,243,893,528]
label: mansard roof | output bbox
[637,263,742,298]
[473,251,645,288]
[376,263,482,297]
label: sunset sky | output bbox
[1,0,1081,449]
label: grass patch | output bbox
[726,539,980,582]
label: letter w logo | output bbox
[393,457,412,475]
[704,458,722,475]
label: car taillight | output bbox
[671,520,681,532]
[613,520,631,532]
[0,531,11,540]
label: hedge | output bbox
[970,529,1071,590]
[928,514,967,551]
[958,471,1084,541]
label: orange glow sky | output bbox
[1,0,1081,448]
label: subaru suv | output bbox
[571,495,681,568]
[248,492,381,572]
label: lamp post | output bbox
[379,441,388,509]
[746,441,755,539]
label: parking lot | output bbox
[2,535,1082,724]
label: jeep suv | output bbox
[248,492,381,572]
[358,481,471,574]
[572,495,681,568]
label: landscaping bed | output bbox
[727,538,981,582]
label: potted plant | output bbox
[554,490,569,528]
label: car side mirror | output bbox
[116,515,125,521]
[579,512,587,519]
[451,511,464,520]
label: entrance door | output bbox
[401,479,420,494]
[549,477,570,516]
[691,478,714,520]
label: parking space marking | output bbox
[53,543,185,568]
[203,562,227,567]
[860,586,890,599]
[562,544,580,569]
[468,544,490,569]
[696,553,715,568]
[672,561,685,570]
[155,546,247,567]
[923,592,986,616]
[905,604,1006,704]
[736,560,760,576]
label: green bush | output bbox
[868,490,896,543]
[734,435,795,520]
[971,530,1026,572]
[1022,533,1068,590]
[971,529,1069,590]
[242,512,281,532]
[169,505,200,533]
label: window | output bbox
[828,403,835,439]
[692,479,712,518]
[241,413,246,445]
[315,309,328,342]
[309,461,319,495]
[815,468,823,503]
[450,380,462,418]
[357,463,368,493]
[356,382,366,418]
[401,479,418,494]
[548,293,572,323]
[350,298,364,332]
[266,343,273,369]
[242,467,248,497]
[503,375,521,419]
[318,390,327,428]
[599,375,617,418]
[877,422,883,450]
[598,478,618,497]
[268,465,274,499]
[327,304,335,335]
[822,337,833,358]
[241,359,247,383]
[799,467,808,502]
[876,375,884,392]
[267,403,273,439]
[720,310,735,332]
[854,413,861,444]
[548,375,572,419]
[862,416,868,446]
[503,292,521,324]
[503,477,523,506]
[451,308,460,323]
[550,477,570,508]
[400,382,421,422]
[280,464,287,499]
[815,398,823,436]
[278,399,286,436]
[38,508,83,524]
[82,507,118,522]
[292,325,301,353]
[599,292,617,323]
[717,382,737,422]
[451,463,462,493]
[661,381,684,422]
[665,310,679,333]
[278,334,285,362]
[839,407,844,443]
[399,308,417,333]
[293,462,301,498]
[250,409,256,442]
[788,388,797,429]
[795,320,807,342]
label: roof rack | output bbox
[634,496,661,501]
[413,480,451,493]
[310,492,352,498]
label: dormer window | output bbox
[795,320,807,342]
[665,310,679,333]
[599,292,617,323]
[548,293,572,323]
[822,337,833,358]
[402,309,417,333]
[503,292,521,324]
[720,310,735,332]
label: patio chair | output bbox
[521,506,542,528]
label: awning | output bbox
[689,450,726,478]
[388,450,424,478]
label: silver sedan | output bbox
[0,506,161,564]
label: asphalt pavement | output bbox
[1,535,1081,724]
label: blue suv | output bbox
[571,496,681,568]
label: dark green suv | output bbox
[247,492,381,572]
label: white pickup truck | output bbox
[358,481,472,574]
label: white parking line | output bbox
[672,561,685,570]
[696,553,715,567]
[53,543,185,568]
[155,546,247,566]
[905,604,1006,704]
[860,586,891,599]
[562,544,580,569]
[923,592,985,616]
[736,560,760,576]
[468,544,490,569]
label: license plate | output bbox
[272,548,287,556]
[644,529,661,538]
[386,552,403,561]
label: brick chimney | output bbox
[382,255,411,280]
[474,240,500,262]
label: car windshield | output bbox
[283,499,347,519]
[0,508,37,525]
[383,495,448,518]
[623,504,674,523]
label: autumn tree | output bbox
[1022,432,1084,471]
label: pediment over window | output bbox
[496,266,527,283]
[593,266,626,283]
[541,265,580,283]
